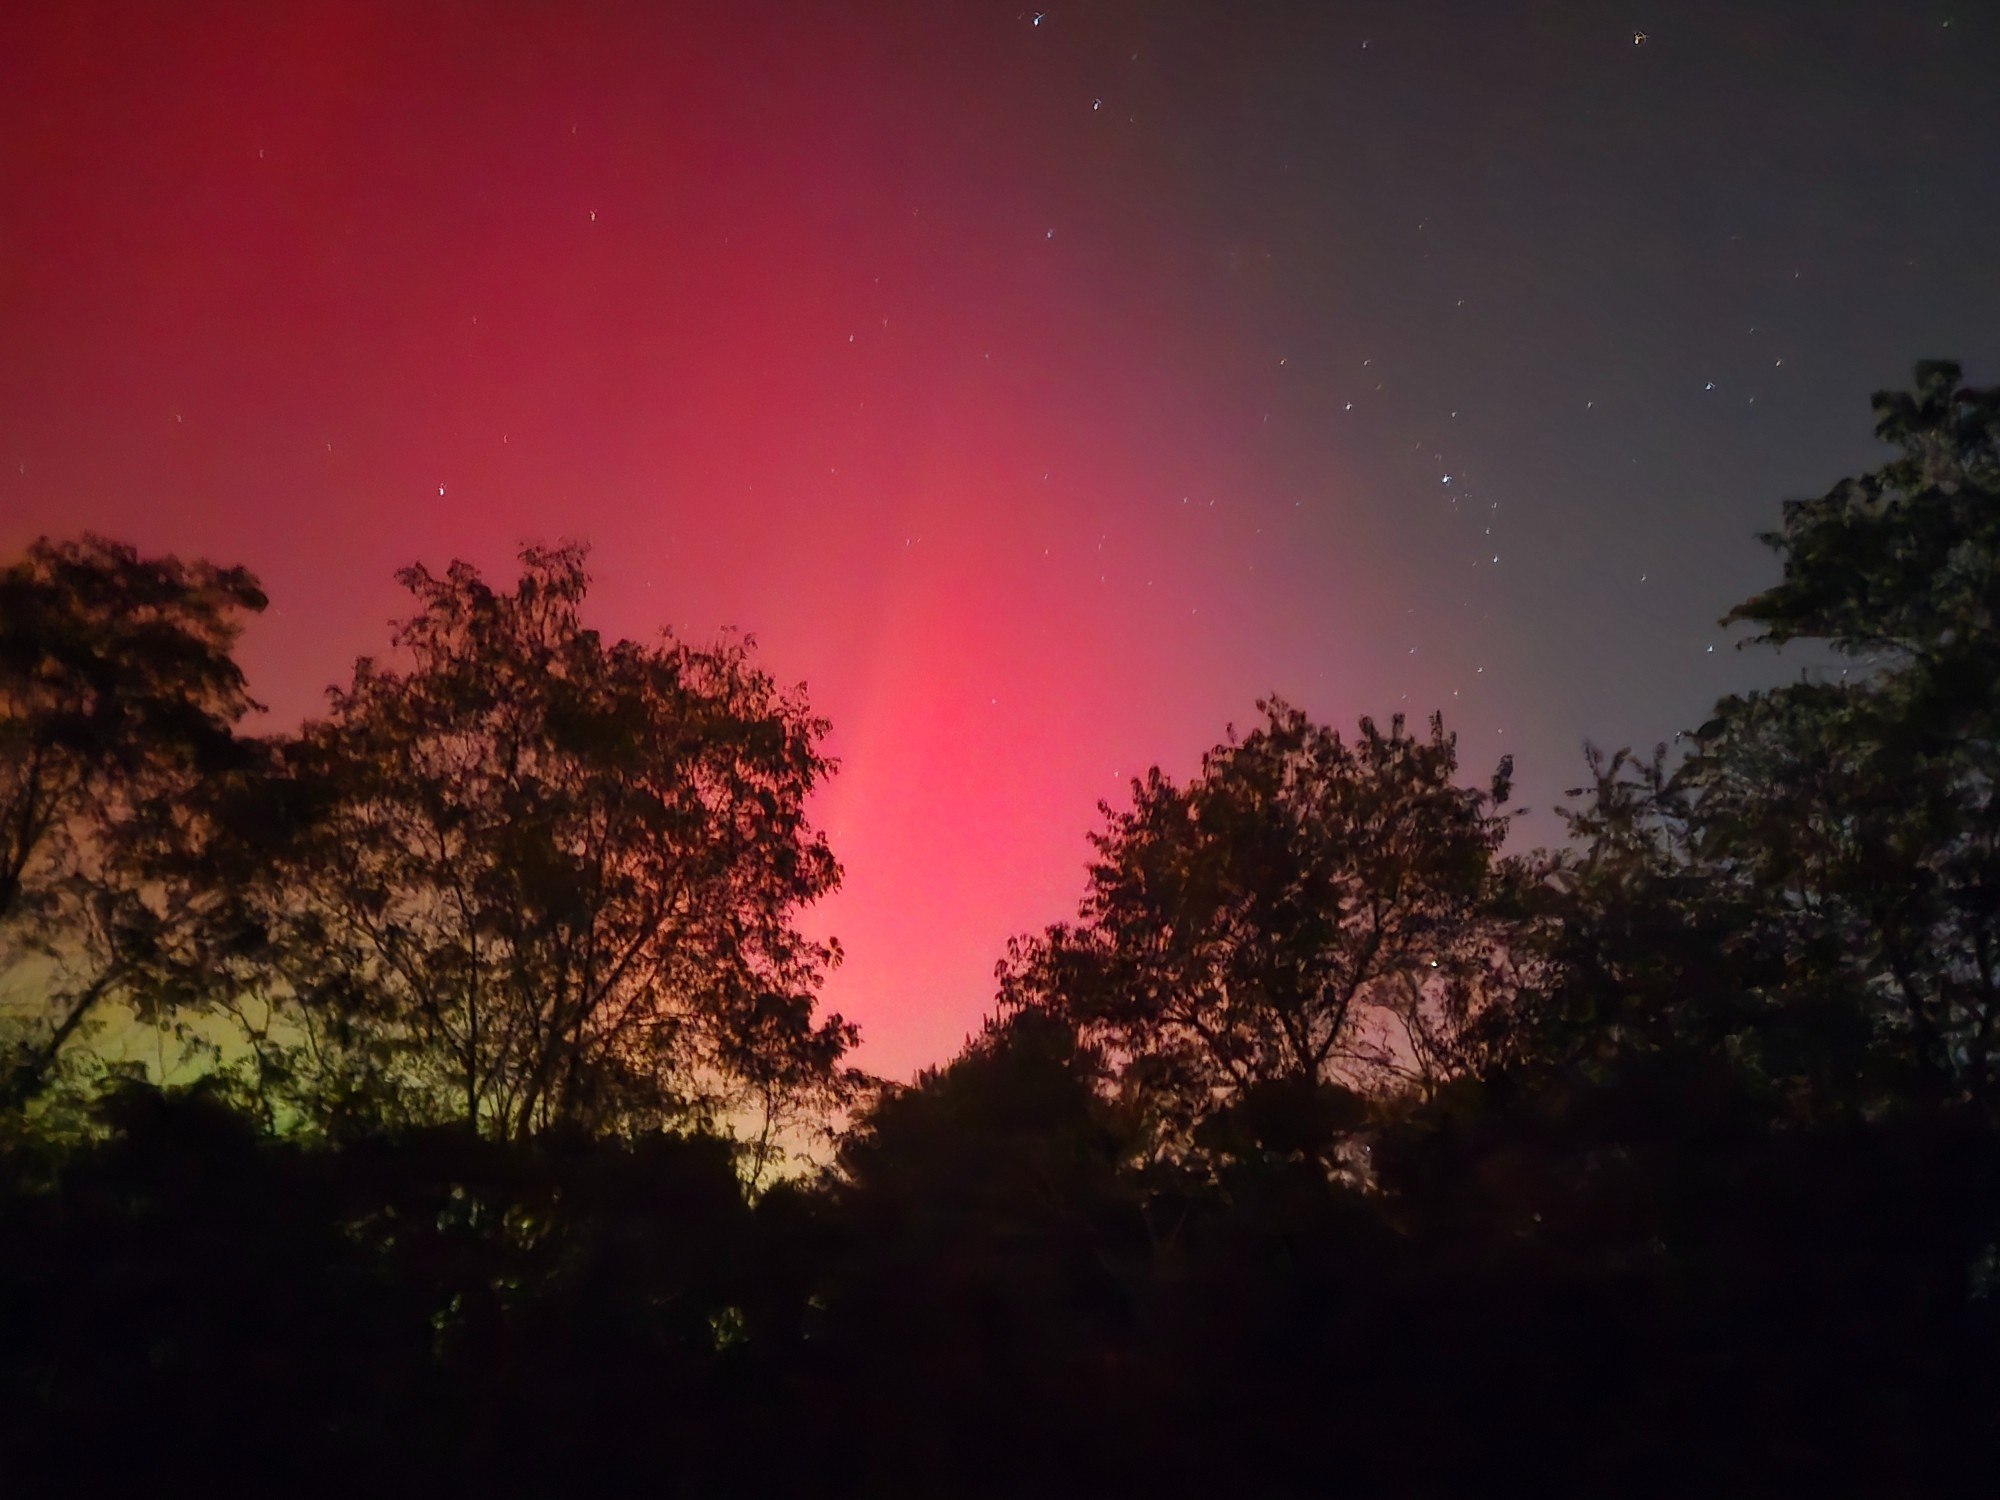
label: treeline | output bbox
[2,363,1997,1495]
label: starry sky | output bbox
[3,1,1997,1080]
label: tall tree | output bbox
[819,1009,1148,1492]
[999,700,1524,1161]
[228,543,854,1148]
[0,534,266,1107]
[1672,361,2000,1113]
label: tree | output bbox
[1674,361,2000,1114]
[818,1009,1149,1491]
[1443,364,2000,1458]
[1728,359,1999,676]
[0,534,266,1108]
[223,543,855,1149]
[999,699,1524,1162]
[1470,743,1831,1108]
[1486,365,2000,1121]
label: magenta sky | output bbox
[5,1,1996,1078]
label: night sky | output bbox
[4,1,1997,1080]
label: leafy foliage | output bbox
[1541,362,2000,1116]
[223,543,857,1150]
[999,701,1526,1160]
[0,534,265,1106]
[5,364,2000,1494]
[1728,358,1999,668]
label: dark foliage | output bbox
[4,365,1998,1495]
[0,534,266,1106]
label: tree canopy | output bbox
[1648,360,2000,1114]
[999,701,1525,1163]
[3,363,1998,1495]
[221,543,857,1154]
[0,534,266,1107]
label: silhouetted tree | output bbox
[219,543,855,1147]
[814,1009,1150,1492]
[1479,366,2000,1121]
[1391,362,2000,1489]
[1473,744,1818,1108]
[1514,364,2000,1124]
[0,535,265,1108]
[1685,360,2000,1113]
[9,366,2000,1497]
[0,1076,768,1494]
[999,700,1526,1163]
